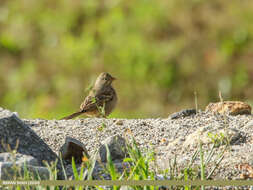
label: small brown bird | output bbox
[62,72,117,119]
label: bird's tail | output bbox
[61,111,84,120]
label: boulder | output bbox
[99,135,128,162]
[0,153,49,180]
[59,136,89,164]
[0,108,59,166]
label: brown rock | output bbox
[205,101,251,115]
[59,137,89,164]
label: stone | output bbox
[0,152,39,166]
[183,127,244,147]
[59,136,89,164]
[0,162,50,180]
[205,101,251,115]
[0,153,49,180]
[0,108,59,166]
[99,135,128,162]
[170,109,196,119]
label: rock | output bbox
[92,161,128,180]
[99,135,128,162]
[65,162,90,180]
[183,127,244,147]
[0,108,59,166]
[0,162,50,180]
[0,153,49,180]
[170,109,197,119]
[59,136,89,164]
[205,101,251,115]
[0,152,39,166]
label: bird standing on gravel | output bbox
[62,72,117,119]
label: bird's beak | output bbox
[111,77,116,81]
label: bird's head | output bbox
[94,72,116,88]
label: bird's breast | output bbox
[105,88,117,116]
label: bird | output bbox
[61,72,117,119]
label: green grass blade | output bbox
[199,141,205,190]
[59,152,68,180]
[71,157,79,180]
[105,144,117,180]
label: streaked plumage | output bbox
[62,72,117,119]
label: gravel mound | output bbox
[23,111,253,179]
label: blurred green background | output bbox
[0,0,253,119]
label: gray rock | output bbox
[183,127,245,147]
[0,152,49,180]
[0,108,59,166]
[0,152,39,166]
[59,136,89,164]
[0,162,49,180]
[170,108,197,119]
[99,135,128,162]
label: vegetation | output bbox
[1,137,227,190]
[0,0,253,118]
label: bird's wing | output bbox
[80,90,114,112]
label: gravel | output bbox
[22,111,253,179]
